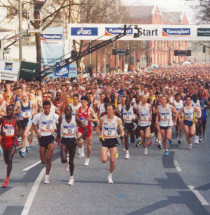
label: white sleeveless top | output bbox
[174,100,183,112]
[159,104,173,127]
[71,103,81,116]
[122,107,135,123]
[102,115,118,139]
[184,106,194,121]
[99,103,106,116]
[60,115,77,138]
[138,103,151,127]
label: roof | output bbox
[161,11,183,24]
[125,6,155,20]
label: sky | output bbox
[122,0,195,23]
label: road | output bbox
[0,119,210,215]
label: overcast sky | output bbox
[122,0,195,23]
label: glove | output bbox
[118,134,123,140]
[99,135,105,142]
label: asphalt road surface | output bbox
[0,118,210,215]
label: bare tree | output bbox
[0,0,85,73]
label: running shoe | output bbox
[136,139,142,147]
[125,151,130,159]
[148,140,152,147]
[107,174,113,184]
[158,142,162,149]
[178,140,181,144]
[163,150,169,156]
[3,178,9,188]
[144,148,148,156]
[19,150,25,158]
[169,139,173,145]
[44,175,50,184]
[68,176,74,186]
[199,137,203,143]
[0,149,2,157]
[26,146,31,153]
[17,137,22,142]
[65,163,69,171]
[155,139,158,145]
[84,158,90,166]
[115,152,118,159]
[189,144,192,150]
[122,148,126,152]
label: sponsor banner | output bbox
[0,60,19,81]
[197,28,210,37]
[19,61,39,81]
[68,24,210,41]
[55,63,69,77]
[69,63,77,78]
[41,26,64,69]
[162,28,190,37]
[71,27,98,36]
[105,27,133,36]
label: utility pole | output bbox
[19,0,22,61]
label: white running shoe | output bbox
[81,146,85,158]
[189,144,192,150]
[84,158,90,166]
[107,174,113,184]
[122,148,126,152]
[65,163,69,171]
[194,136,199,144]
[44,175,50,184]
[68,176,74,186]
[125,151,130,159]
[144,148,148,156]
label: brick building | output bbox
[87,5,189,73]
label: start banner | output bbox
[68,24,210,41]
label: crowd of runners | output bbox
[0,64,209,187]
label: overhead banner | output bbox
[41,26,64,69]
[68,24,210,41]
[0,60,19,81]
[55,64,69,78]
[69,63,77,78]
[19,61,39,81]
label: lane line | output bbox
[22,161,41,172]
[174,160,182,172]
[21,168,45,215]
[188,185,209,206]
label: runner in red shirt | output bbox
[76,96,98,166]
[0,105,20,188]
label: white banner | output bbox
[0,60,19,81]
[68,24,210,41]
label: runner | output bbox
[173,93,184,144]
[97,104,124,184]
[76,96,98,166]
[33,100,59,184]
[137,95,152,156]
[0,105,20,188]
[156,95,178,156]
[179,96,201,150]
[57,105,88,186]
[14,92,35,158]
[121,98,137,159]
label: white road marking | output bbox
[21,168,45,215]
[174,160,182,172]
[23,161,41,172]
[188,185,209,206]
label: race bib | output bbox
[104,126,116,138]
[123,113,132,121]
[140,114,149,121]
[80,117,88,126]
[21,110,32,119]
[41,121,54,133]
[160,113,170,120]
[185,114,193,120]
[3,126,15,136]
[62,126,76,137]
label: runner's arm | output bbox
[56,116,62,139]
[14,101,20,115]
[117,117,125,137]
[90,108,98,122]
[96,117,103,136]
[171,105,178,122]
[76,117,88,140]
